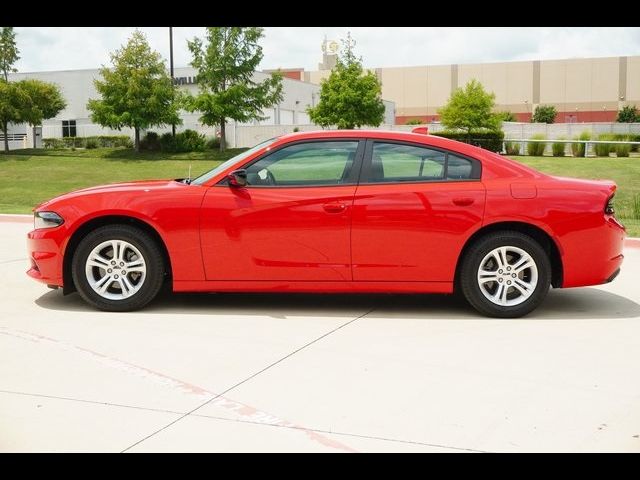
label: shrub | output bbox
[615,143,631,157]
[532,105,557,124]
[160,132,176,152]
[497,111,517,122]
[552,137,566,157]
[174,129,206,153]
[527,134,546,156]
[205,136,220,150]
[42,138,64,149]
[431,129,504,153]
[140,131,161,151]
[595,134,615,157]
[405,119,423,125]
[617,105,639,123]
[293,127,300,132]
[504,141,520,156]
[85,138,99,149]
[571,131,590,157]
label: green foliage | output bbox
[527,134,547,156]
[160,133,176,152]
[497,111,517,122]
[552,137,566,157]
[205,136,220,150]
[633,194,640,220]
[617,105,639,123]
[185,27,283,152]
[0,27,20,81]
[16,78,66,128]
[405,119,423,125]
[173,129,206,153]
[140,131,161,151]
[615,143,631,157]
[571,131,591,157]
[532,105,557,124]
[504,141,521,155]
[432,129,505,152]
[595,134,614,157]
[437,79,500,134]
[0,80,30,151]
[43,135,132,149]
[85,138,99,149]
[307,33,385,130]
[42,138,64,149]
[87,30,182,151]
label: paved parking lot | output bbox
[1,217,640,452]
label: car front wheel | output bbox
[71,224,165,311]
[460,231,551,318]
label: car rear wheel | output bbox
[71,225,165,311]
[460,231,551,318]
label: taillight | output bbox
[605,194,615,215]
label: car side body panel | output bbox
[26,130,626,297]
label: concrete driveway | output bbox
[1,217,640,453]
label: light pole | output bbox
[169,26,176,138]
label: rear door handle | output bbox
[323,202,347,213]
[452,197,474,206]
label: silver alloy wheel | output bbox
[85,240,147,300]
[477,246,538,307]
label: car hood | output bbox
[35,179,182,210]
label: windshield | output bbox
[190,138,278,185]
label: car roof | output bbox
[276,129,484,155]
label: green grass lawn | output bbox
[0,148,245,213]
[510,156,640,236]
[1,148,639,237]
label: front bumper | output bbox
[27,227,65,286]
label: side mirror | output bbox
[227,169,247,187]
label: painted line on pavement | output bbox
[0,326,359,453]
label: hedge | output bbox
[42,135,132,149]
[431,130,505,153]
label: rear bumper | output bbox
[561,216,626,288]
[26,228,65,287]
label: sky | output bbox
[13,27,640,73]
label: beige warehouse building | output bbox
[278,50,640,124]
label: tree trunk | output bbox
[2,122,8,153]
[32,125,37,149]
[134,127,140,152]
[219,120,226,153]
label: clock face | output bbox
[322,40,339,55]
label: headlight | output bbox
[34,211,64,229]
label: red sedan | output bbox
[27,130,626,317]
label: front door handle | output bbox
[452,197,474,206]
[323,202,347,213]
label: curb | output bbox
[0,214,32,224]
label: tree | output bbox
[0,81,29,152]
[0,27,20,82]
[437,79,500,137]
[185,27,283,152]
[87,30,181,151]
[497,111,517,122]
[18,79,66,148]
[307,33,385,129]
[617,105,639,123]
[532,104,557,124]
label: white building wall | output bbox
[5,66,396,149]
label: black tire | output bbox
[71,224,165,312]
[459,231,551,318]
